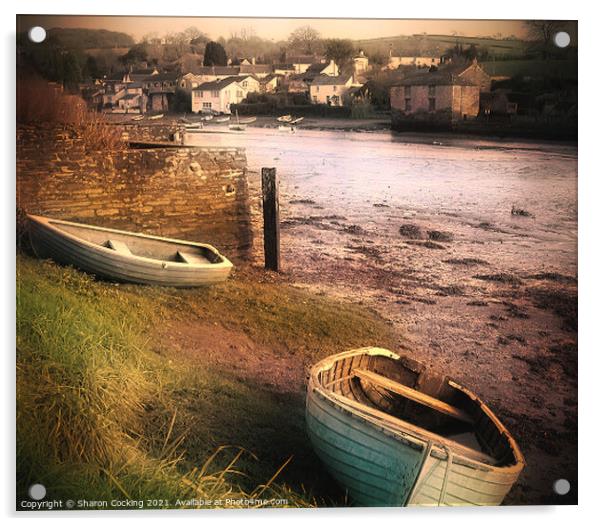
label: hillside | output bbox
[45,27,135,49]
[354,33,529,59]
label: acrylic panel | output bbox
[16,14,577,510]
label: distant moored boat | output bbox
[149,114,164,120]
[131,115,145,121]
[306,347,525,507]
[27,215,233,287]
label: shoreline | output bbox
[105,112,578,145]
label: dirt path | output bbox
[158,320,307,394]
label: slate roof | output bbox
[196,66,241,76]
[273,63,295,70]
[310,74,352,86]
[394,60,489,87]
[239,64,272,75]
[193,76,241,91]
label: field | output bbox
[16,253,396,509]
[355,33,529,58]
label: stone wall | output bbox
[17,124,252,259]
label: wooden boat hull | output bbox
[306,348,525,507]
[27,215,233,287]
[307,387,426,506]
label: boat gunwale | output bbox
[308,347,526,474]
[28,214,233,271]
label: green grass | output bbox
[16,255,395,509]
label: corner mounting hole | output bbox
[28,26,46,43]
[554,31,570,48]
[28,483,46,500]
[553,478,570,495]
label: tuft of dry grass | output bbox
[17,75,124,151]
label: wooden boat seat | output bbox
[353,369,474,425]
[177,251,209,265]
[106,239,132,255]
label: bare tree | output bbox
[288,25,321,54]
[525,20,566,45]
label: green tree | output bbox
[203,41,228,66]
[119,44,148,66]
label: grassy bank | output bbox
[16,254,395,509]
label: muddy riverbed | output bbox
[187,128,578,505]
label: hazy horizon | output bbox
[17,15,533,43]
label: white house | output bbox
[191,75,260,114]
[304,60,339,80]
[309,75,356,106]
[235,74,261,94]
[385,56,440,70]
[352,50,369,75]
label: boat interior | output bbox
[55,221,222,265]
[318,352,520,467]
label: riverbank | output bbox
[237,130,577,505]
[16,253,396,509]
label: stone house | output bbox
[390,71,480,123]
[141,72,178,112]
[309,75,355,106]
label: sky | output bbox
[17,15,532,42]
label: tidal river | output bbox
[187,127,578,504]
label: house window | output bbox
[333,85,337,92]
[405,98,412,112]
[316,86,319,92]
[202,102,212,109]
[428,85,436,97]
[404,86,411,97]
[428,98,436,111]
[242,81,248,87]
[212,90,219,97]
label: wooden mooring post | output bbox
[261,167,280,271]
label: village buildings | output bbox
[385,56,441,70]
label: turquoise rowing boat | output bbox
[306,348,525,507]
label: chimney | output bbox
[252,57,256,65]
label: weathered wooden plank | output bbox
[353,368,474,425]
[261,167,280,271]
